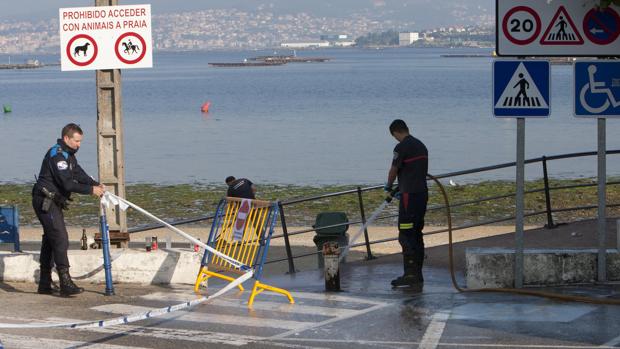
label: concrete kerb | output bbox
[0,249,202,284]
[1,224,536,285]
[466,248,620,288]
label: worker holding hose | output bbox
[385,119,428,287]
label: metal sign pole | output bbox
[597,117,607,282]
[99,203,115,296]
[515,117,525,288]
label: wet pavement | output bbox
[1,254,620,348]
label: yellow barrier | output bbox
[194,197,294,307]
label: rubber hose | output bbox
[427,173,620,306]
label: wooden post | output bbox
[96,0,126,232]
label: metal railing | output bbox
[129,149,620,274]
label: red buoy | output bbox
[201,101,211,113]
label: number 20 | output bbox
[511,18,534,32]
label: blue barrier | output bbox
[0,206,20,252]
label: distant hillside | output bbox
[159,0,495,28]
[3,0,494,28]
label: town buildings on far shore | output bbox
[280,34,355,48]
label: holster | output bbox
[40,187,68,211]
[41,197,53,213]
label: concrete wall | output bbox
[466,248,620,288]
[0,249,203,285]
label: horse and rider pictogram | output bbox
[114,32,147,65]
[121,39,140,55]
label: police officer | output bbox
[33,123,105,296]
[225,176,256,199]
[385,119,428,287]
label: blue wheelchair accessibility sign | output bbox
[574,61,620,118]
[493,60,550,118]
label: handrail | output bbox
[126,149,620,275]
[269,149,620,273]
[263,202,620,267]
[433,150,620,179]
[127,214,216,233]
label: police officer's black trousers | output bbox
[398,192,428,265]
[32,195,70,270]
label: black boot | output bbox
[58,267,84,296]
[391,254,423,287]
[37,267,58,295]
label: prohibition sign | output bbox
[583,7,620,45]
[502,6,542,45]
[114,32,147,64]
[66,34,98,67]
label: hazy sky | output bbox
[1,1,493,24]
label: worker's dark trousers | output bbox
[32,195,70,270]
[398,192,428,265]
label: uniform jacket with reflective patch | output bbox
[33,139,99,201]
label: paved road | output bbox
[1,254,620,349]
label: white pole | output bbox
[515,118,525,288]
[597,118,606,282]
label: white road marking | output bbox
[156,288,384,305]
[290,291,385,305]
[602,333,620,347]
[269,302,392,339]
[91,304,311,330]
[267,338,617,348]
[141,292,359,317]
[0,333,150,349]
[46,317,259,346]
[419,311,450,349]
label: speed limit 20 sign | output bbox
[497,0,620,56]
[502,6,541,45]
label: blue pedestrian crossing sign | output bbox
[493,60,550,118]
[574,61,620,118]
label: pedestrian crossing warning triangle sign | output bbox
[540,6,584,45]
[495,62,549,110]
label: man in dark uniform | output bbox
[33,123,105,296]
[225,176,256,199]
[385,119,428,287]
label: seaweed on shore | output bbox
[1,178,618,228]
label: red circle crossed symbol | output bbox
[502,6,542,45]
[583,7,620,45]
[66,34,98,67]
[114,32,147,64]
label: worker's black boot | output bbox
[391,254,423,287]
[37,267,58,295]
[58,267,83,296]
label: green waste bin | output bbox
[312,212,349,268]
